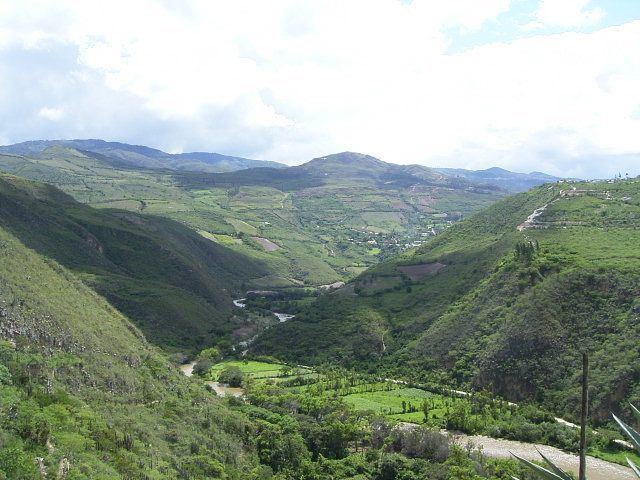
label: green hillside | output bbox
[252,178,640,423]
[0,174,268,352]
[0,207,268,479]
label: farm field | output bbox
[206,360,312,381]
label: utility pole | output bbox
[579,352,589,480]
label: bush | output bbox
[0,365,11,385]
[192,358,215,377]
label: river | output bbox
[176,297,295,395]
[178,360,245,397]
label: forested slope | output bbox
[0,203,266,478]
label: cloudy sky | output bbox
[1,0,639,178]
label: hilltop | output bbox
[252,177,640,422]
[195,151,493,190]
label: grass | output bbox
[588,447,640,467]
[343,388,433,415]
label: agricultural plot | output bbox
[208,360,311,381]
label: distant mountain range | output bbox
[0,140,561,192]
[190,151,560,193]
[190,152,486,192]
[434,166,561,193]
[0,139,286,173]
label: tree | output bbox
[0,364,11,385]
[421,400,429,423]
[218,366,244,387]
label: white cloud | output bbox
[38,106,65,121]
[0,0,639,178]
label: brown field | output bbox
[397,262,446,281]
[252,236,281,251]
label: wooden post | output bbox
[579,352,589,480]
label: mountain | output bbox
[434,166,561,192]
[0,146,509,289]
[0,173,268,352]
[191,152,482,191]
[0,139,285,173]
[252,177,640,423]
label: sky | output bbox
[1,0,639,178]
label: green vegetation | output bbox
[200,359,631,464]
[0,174,533,479]
[253,179,640,429]
[0,214,269,478]
[0,213,532,479]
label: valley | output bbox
[0,140,637,480]
[251,178,640,425]
[3,2,640,478]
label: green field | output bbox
[343,388,434,415]
[207,360,311,381]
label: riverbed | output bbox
[450,431,635,480]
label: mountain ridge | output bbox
[0,139,286,173]
[0,139,562,192]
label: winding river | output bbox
[178,297,295,396]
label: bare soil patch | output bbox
[252,236,280,251]
[398,262,446,281]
